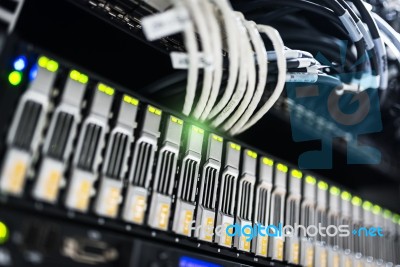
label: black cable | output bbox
[321,0,380,79]
[264,72,343,88]
[251,4,379,78]
[251,0,381,82]
[318,0,368,79]
[267,61,316,73]
[281,33,357,69]
[236,0,368,78]
[351,0,387,85]
[351,0,380,39]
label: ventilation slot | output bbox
[77,123,102,171]
[341,218,351,250]
[256,188,270,225]
[286,199,299,227]
[328,214,340,247]
[239,180,253,220]
[352,222,361,253]
[132,141,153,187]
[47,112,73,160]
[220,174,235,215]
[180,159,198,202]
[271,194,282,226]
[316,210,327,243]
[301,205,315,238]
[156,150,176,195]
[105,132,128,179]
[200,167,217,209]
[13,100,42,150]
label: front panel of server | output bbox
[0,50,399,267]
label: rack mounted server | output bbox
[0,47,399,267]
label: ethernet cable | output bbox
[185,0,214,119]
[266,58,318,73]
[327,0,380,89]
[245,0,384,88]
[225,20,267,133]
[207,0,240,120]
[267,49,314,61]
[263,72,342,87]
[381,33,400,64]
[237,0,371,88]
[220,17,261,131]
[210,12,255,128]
[315,0,370,85]
[307,0,370,83]
[198,0,224,121]
[236,0,349,39]
[172,0,200,116]
[373,13,400,56]
[351,0,388,90]
[281,33,358,71]
[141,0,199,115]
[236,24,287,134]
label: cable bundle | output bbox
[234,0,393,91]
[141,0,399,135]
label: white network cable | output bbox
[172,0,200,116]
[228,20,268,135]
[185,0,214,119]
[210,12,254,128]
[186,0,214,119]
[198,0,223,121]
[236,25,287,134]
[373,13,400,54]
[381,33,400,63]
[207,0,240,120]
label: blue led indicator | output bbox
[13,56,27,71]
[29,64,38,81]
[179,256,222,267]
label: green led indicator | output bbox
[212,134,223,142]
[70,70,89,84]
[341,191,352,201]
[318,181,328,191]
[351,196,362,206]
[8,71,22,86]
[246,150,257,159]
[38,56,59,72]
[291,169,302,179]
[393,214,400,224]
[192,126,204,134]
[276,163,288,173]
[123,95,139,106]
[383,209,392,219]
[330,186,340,196]
[305,175,316,185]
[230,143,241,151]
[262,157,273,166]
[0,221,9,244]
[372,205,381,215]
[362,201,372,211]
